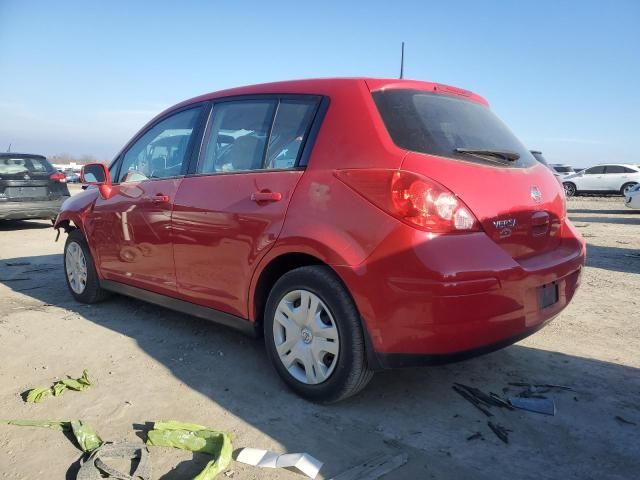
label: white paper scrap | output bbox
[236,447,323,479]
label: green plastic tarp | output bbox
[0,419,103,453]
[25,369,92,403]
[146,420,232,480]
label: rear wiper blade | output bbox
[455,148,520,162]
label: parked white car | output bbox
[550,164,576,177]
[624,183,640,209]
[563,164,640,197]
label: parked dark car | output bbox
[0,153,70,221]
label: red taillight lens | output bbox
[334,169,480,233]
[49,172,67,183]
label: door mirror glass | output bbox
[81,163,110,185]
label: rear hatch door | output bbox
[373,87,565,261]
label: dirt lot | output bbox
[1,190,638,479]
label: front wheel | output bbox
[621,182,637,196]
[264,265,373,403]
[64,229,110,303]
[564,182,577,197]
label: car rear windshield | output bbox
[0,156,54,175]
[372,89,536,168]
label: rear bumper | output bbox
[334,220,586,362]
[0,197,68,220]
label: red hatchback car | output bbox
[55,78,585,402]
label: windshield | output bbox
[372,90,536,168]
[0,156,54,175]
[553,166,575,173]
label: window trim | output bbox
[110,102,209,185]
[184,93,328,178]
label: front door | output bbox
[577,166,605,190]
[89,106,204,295]
[172,97,320,318]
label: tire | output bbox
[621,182,637,196]
[63,229,110,304]
[264,265,373,403]
[563,182,577,197]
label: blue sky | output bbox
[1,0,638,166]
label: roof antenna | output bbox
[399,41,405,79]
[6,143,11,153]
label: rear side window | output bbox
[605,165,626,174]
[199,100,276,174]
[198,97,319,174]
[265,100,318,169]
[0,156,53,175]
[372,89,536,168]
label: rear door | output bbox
[603,165,628,190]
[0,155,67,201]
[89,105,205,295]
[172,96,321,318]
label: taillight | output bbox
[49,172,67,183]
[334,169,481,233]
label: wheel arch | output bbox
[249,250,383,370]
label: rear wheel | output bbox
[564,182,577,197]
[264,265,373,403]
[621,182,637,196]
[64,229,110,303]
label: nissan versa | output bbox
[54,79,586,402]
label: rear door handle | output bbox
[251,191,282,202]
[151,194,170,204]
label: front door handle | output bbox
[251,191,282,203]
[151,194,170,204]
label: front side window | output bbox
[585,166,605,174]
[198,101,276,174]
[373,89,537,168]
[118,107,201,183]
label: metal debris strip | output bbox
[487,422,511,444]
[615,416,637,426]
[452,385,493,417]
[236,448,323,479]
[509,397,556,416]
[328,453,408,480]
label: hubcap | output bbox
[65,241,88,294]
[272,289,340,385]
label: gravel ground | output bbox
[0,192,638,479]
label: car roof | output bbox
[591,163,639,168]
[168,77,489,112]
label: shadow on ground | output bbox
[2,253,639,479]
[0,219,53,231]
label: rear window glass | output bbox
[372,90,536,168]
[0,156,53,175]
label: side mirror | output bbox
[81,163,113,199]
[81,163,110,184]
